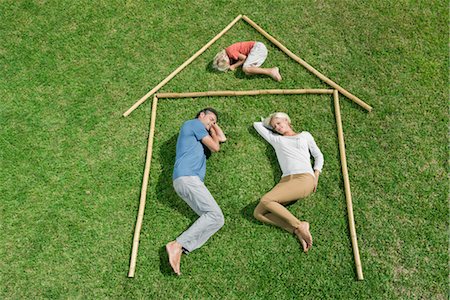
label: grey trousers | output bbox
[173,176,224,253]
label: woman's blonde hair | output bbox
[263,112,291,129]
[212,50,230,72]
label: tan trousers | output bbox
[254,173,315,233]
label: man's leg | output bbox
[167,176,224,274]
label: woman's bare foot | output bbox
[271,67,282,82]
[298,236,308,252]
[294,222,313,252]
[166,241,182,275]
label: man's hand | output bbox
[211,123,227,143]
[201,123,226,153]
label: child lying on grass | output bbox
[212,41,282,81]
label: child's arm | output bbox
[229,54,247,71]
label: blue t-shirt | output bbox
[173,119,209,181]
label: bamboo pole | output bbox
[123,15,243,117]
[128,95,159,278]
[157,89,334,99]
[333,90,364,280]
[242,15,373,112]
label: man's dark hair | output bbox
[196,107,219,122]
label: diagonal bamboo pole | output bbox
[123,15,243,117]
[242,15,373,112]
[128,95,159,278]
[157,89,334,98]
[333,89,364,280]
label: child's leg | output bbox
[243,42,282,81]
[242,66,282,81]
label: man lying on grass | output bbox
[166,108,227,275]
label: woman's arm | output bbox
[253,122,277,144]
[305,132,323,192]
[306,132,324,173]
[313,170,320,192]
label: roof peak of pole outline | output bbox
[122,14,372,117]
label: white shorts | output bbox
[243,42,268,68]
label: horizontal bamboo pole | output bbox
[333,90,364,280]
[157,89,334,99]
[242,15,373,112]
[128,95,159,278]
[122,14,243,117]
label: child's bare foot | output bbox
[294,222,313,252]
[166,241,182,275]
[271,67,282,82]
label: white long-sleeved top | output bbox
[253,122,324,177]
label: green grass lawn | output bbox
[1,0,447,299]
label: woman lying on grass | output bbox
[253,112,324,252]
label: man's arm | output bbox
[201,123,226,152]
[211,123,226,142]
[201,128,221,153]
[229,54,247,71]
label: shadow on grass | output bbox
[240,125,281,224]
[241,201,260,225]
[155,134,198,221]
[158,245,177,277]
[247,124,281,183]
[205,61,219,73]
[155,134,199,276]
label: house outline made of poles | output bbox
[124,14,372,280]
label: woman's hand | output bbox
[313,170,320,192]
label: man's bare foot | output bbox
[294,222,313,252]
[271,67,282,82]
[166,241,182,275]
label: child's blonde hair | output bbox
[212,50,230,71]
[263,112,292,129]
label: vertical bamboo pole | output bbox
[128,95,159,278]
[123,15,243,117]
[242,15,372,112]
[333,89,364,280]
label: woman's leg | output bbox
[253,174,315,250]
[253,200,295,232]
